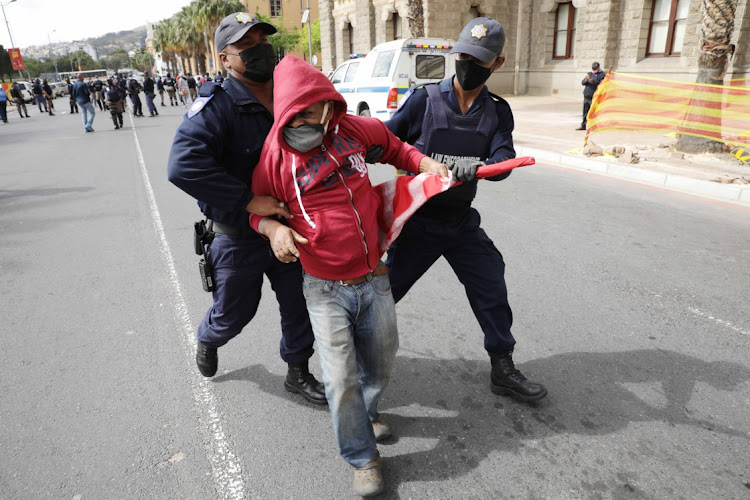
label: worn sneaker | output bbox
[196,342,218,377]
[353,455,383,497]
[372,417,391,442]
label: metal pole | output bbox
[307,0,313,66]
[47,30,58,81]
[1,0,23,79]
[513,0,523,95]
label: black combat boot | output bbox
[285,362,327,405]
[196,341,218,377]
[490,348,548,402]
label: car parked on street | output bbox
[52,81,69,97]
[329,38,455,121]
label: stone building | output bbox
[243,0,322,67]
[319,0,750,97]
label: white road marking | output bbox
[129,112,247,499]
[688,307,749,336]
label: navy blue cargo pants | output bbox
[385,208,516,354]
[197,233,315,363]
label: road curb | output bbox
[517,145,750,206]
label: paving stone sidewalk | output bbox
[504,95,750,205]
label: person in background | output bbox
[157,76,165,106]
[165,73,178,106]
[0,86,8,123]
[577,61,605,131]
[105,79,125,130]
[142,72,159,117]
[42,79,55,116]
[127,78,144,117]
[71,73,95,133]
[32,79,48,113]
[9,82,29,118]
[66,78,79,114]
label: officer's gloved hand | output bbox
[449,159,485,182]
[365,145,384,164]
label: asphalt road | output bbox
[1,98,749,500]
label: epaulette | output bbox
[488,91,501,102]
[397,83,428,111]
[188,94,215,118]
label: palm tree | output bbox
[677,0,739,153]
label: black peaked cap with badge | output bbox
[215,12,277,52]
[449,17,506,64]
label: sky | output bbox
[0,0,194,49]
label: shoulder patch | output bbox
[397,84,426,111]
[188,95,214,118]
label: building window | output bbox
[647,0,688,56]
[392,13,402,40]
[347,23,354,56]
[553,2,577,59]
[270,0,281,18]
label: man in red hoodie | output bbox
[249,56,448,496]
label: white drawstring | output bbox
[292,154,316,229]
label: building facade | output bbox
[243,0,322,67]
[320,0,750,97]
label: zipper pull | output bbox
[320,143,327,152]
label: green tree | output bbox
[0,45,13,81]
[104,49,130,72]
[132,50,155,73]
[254,13,301,60]
[677,0,739,153]
[68,50,97,71]
[297,19,321,58]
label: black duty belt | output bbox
[209,220,253,236]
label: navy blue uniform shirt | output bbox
[167,75,273,228]
[386,76,515,181]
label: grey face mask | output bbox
[283,123,325,153]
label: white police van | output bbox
[330,38,455,121]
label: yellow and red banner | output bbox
[585,72,750,149]
[8,48,24,70]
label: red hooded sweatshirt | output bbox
[249,56,426,281]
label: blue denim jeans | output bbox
[302,272,399,468]
[79,101,95,130]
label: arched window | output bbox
[392,13,402,40]
[647,0,689,56]
[553,2,577,59]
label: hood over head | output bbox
[271,56,347,153]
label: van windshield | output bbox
[371,51,395,78]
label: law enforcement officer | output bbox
[167,12,326,405]
[385,17,548,402]
[164,73,178,106]
[9,82,30,118]
[127,78,144,117]
[156,76,166,106]
[66,78,79,114]
[142,72,159,117]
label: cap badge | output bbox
[470,24,488,39]
[236,13,254,24]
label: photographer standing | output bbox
[577,61,605,131]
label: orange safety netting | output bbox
[584,72,750,149]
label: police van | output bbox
[330,38,455,121]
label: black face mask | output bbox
[455,59,493,91]
[238,43,277,83]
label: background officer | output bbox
[167,12,325,405]
[385,17,547,403]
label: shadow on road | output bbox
[216,349,749,497]
[0,187,94,201]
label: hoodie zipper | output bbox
[321,143,370,262]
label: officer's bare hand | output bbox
[449,159,485,182]
[266,222,308,263]
[246,196,293,219]
[418,156,449,178]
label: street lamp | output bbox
[1,0,22,79]
[47,29,59,80]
